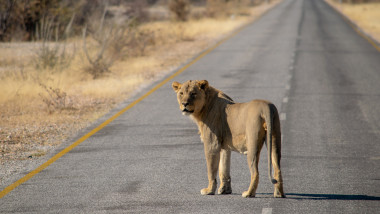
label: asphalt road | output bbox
[1,0,380,213]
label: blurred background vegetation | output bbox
[0,0,271,42]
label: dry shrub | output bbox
[206,0,253,18]
[106,19,155,59]
[82,29,114,79]
[206,0,228,18]
[82,6,117,79]
[82,22,144,78]
[38,82,72,114]
[120,28,156,57]
[124,0,149,22]
[173,23,196,41]
[33,14,76,72]
[169,0,191,21]
[83,4,157,78]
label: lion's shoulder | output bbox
[207,87,234,104]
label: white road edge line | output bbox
[262,208,273,214]
[280,113,286,121]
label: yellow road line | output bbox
[0,10,267,199]
[349,21,380,52]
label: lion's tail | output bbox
[264,104,277,184]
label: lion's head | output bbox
[172,80,209,116]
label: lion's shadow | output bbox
[257,193,380,201]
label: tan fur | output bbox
[172,80,285,198]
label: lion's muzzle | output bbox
[181,102,194,115]
[182,108,194,115]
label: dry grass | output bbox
[326,0,380,43]
[0,1,281,183]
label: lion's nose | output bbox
[182,102,189,107]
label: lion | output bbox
[172,80,285,198]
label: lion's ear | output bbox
[197,80,209,90]
[172,81,182,92]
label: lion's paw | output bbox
[274,192,286,198]
[218,185,232,195]
[201,188,215,195]
[274,186,286,198]
[242,191,255,198]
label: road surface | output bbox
[1,0,380,213]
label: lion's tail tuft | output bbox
[271,178,278,184]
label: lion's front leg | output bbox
[218,149,232,194]
[201,152,220,195]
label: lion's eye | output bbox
[179,92,183,96]
[191,92,196,97]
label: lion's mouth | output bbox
[182,108,194,114]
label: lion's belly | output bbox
[224,134,248,154]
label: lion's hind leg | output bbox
[272,115,285,198]
[242,128,265,198]
[272,150,285,198]
[272,147,285,198]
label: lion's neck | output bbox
[192,87,218,121]
[191,87,233,138]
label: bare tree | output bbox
[82,6,120,79]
